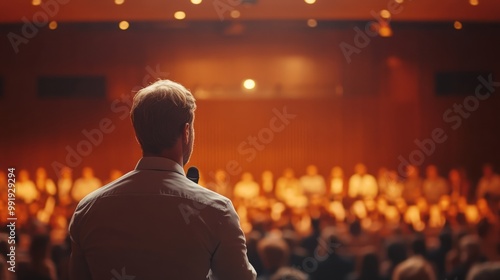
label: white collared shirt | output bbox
[69,157,256,280]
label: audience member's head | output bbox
[393,256,436,280]
[257,235,290,274]
[386,239,407,265]
[331,166,343,178]
[459,234,482,265]
[29,234,51,263]
[482,163,494,178]
[355,163,367,176]
[411,233,427,257]
[81,167,94,179]
[359,250,380,279]
[306,165,318,176]
[467,262,500,280]
[270,267,308,280]
[425,165,438,180]
[130,80,196,164]
[438,228,453,252]
[406,165,419,179]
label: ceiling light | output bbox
[454,21,463,30]
[119,21,129,30]
[304,0,316,4]
[307,19,317,28]
[243,79,256,90]
[32,0,41,6]
[469,0,479,6]
[191,0,202,4]
[114,0,125,5]
[380,9,391,19]
[174,11,186,20]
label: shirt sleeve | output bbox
[209,200,256,280]
[68,211,93,280]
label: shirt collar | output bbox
[135,157,185,176]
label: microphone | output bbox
[187,166,199,184]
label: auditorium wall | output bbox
[1,21,499,184]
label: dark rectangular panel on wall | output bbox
[38,76,106,98]
[435,71,490,96]
[0,77,3,98]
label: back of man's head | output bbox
[257,235,290,274]
[467,262,500,280]
[393,256,436,280]
[130,80,196,155]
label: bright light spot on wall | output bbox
[243,79,256,90]
[380,9,391,19]
[119,21,129,30]
[174,11,186,20]
[230,10,241,18]
[307,19,317,28]
[48,21,58,30]
[469,0,479,6]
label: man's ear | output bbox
[183,123,190,145]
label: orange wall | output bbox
[1,22,499,183]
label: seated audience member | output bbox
[476,164,500,205]
[467,261,500,280]
[261,170,275,198]
[310,227,354,280]
[234,172,260,205]
[35,167,57,223]
[380,170,404,203]
[17,234,57,280]
[348,163,378,200]
[449,168,472,203]
[381,239,408,280]
[300,165,326,197]
[411,233,428,259]
[393,256,436,280]
[17,169,39,204]
[71,166,102,202]
[275,168,303,205]
[210,169,232,198]
[423,165,449,205]
[257,235,290,280]
[57,166,73,206]
[377,167,389,194]
[329,166,345,199]
[270,267,308,280]
[282,229,308,269]
[447,235,486,280]
[428,228,453,280]
[104,169,123,184]
[347,250,382,280]
[402,165,423,205]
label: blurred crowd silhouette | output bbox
[1,162,499,280]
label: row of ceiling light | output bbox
[31,0,478,32]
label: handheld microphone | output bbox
[187,166,199,184]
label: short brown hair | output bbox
[131,80,196,154]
